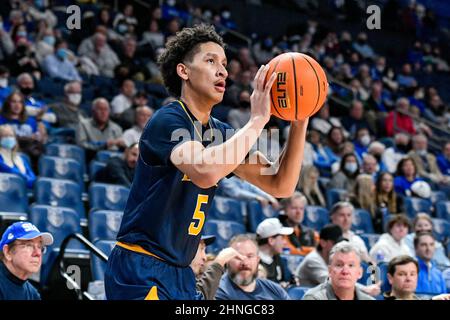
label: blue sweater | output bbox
[0,153,36,188]
[0,262,41,300]
[416,258,447,295]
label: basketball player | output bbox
[104,24,309,300]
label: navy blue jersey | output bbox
[117,100,233,267]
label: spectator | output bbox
[384,255,420,300]
[97,8,122,42]
[141,19,165,50]
[397,63,417,88]
[256,218,294,287]
[0,18,14,62]
[385,97,416,137]
[367,141,388,172]
[408,134,449,185]
[50,81,86,130]
[374,172,404,227]
[310,102,347,136]
[215,234,291,300]
[8,38,41,79]
[353,127,372,159]
[329,153,360,192]
[404,213,450,268]
[414,232,447,295]
[295,224,345,287]
[296,165,326,207]
[228,90,251,129]
[34,28,56,64]
[0,124,35,188]
[341,100,371,137]
[350,174,376,219]
[382,133,411,173]
[0,65,12,105]
[424,94,447,126]
[436,141,450,177]
[325,126,346,162]
[116,37,151,82]
[361,154,378,179]
[278,192,319,256]
[303,242,374,300]
[0,221,53,300]
[394,157,424,196]
[76,98,124,158]
[352,32,375,60]
[42,39,81,82]
[217,175,279,209]
[111,79,136,117]
[121,106,153,147]
[94,143,138,188]
[369,214,412,263]
[16,73,55,124]
[78,32,120,78]
[191,235,244,300]
[308,128,339,174]
[329,202,370,262]
[117,90,150,130]
[113,4,138,36]
[0,92,46,167]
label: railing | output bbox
[56,233,109,300]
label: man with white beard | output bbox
[215,234,290,300]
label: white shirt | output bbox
[122,125,142,147]
[369,233,413,263]
[111,94,133,115]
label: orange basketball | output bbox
[265,52,328,121]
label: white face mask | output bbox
[68,93,82,105]
[0,78,8,88]
[345,162,358,173]
[360,135,371,146]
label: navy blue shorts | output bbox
[104,243,200,300]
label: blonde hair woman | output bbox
[351,174,376,218]
[0,124,36,188]
[296,165,326,207]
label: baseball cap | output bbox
[256,218,294,239]
[0,222,54,249]
[320,224,345,243]
[201,235,216,246]
[410,180,431,199]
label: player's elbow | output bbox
[270,181,296,198]
[190,166,220,189]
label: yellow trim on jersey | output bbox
[145,286,159,300]
[182,173,191,181]
[116,242,164,261]
[177,100,213,141]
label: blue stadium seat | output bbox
[45,143,86,174]
[34,178,85,220]
[281,254,305,275]
[287,286,310,300]
[326,188,348,209]
[91,240,116,281]
[47,127,76,144]
[96,150,122,163]
[246,200,278,233]
[435,201,450,221]
[404,197,432,219]
[431,191,447,204]
[37,77,65,98]
[0,173,28,213]
[38,156,84,188]
[203,219,246,253]
[352,209,375,234]
[89,160,106,180]
[360,233,381,251]
[432,218,450,243]
[303,206,329,231]
[442,268,450,293]
[89,183,130,211]
[208,196,244,225]
[89,210,123,242]
[29,205,85,285]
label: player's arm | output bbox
[233,118,309,198]
[170,65,277,189]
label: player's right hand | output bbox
[250,64,277,126]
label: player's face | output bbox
[228,240,259,286]
[388,263,417,295]
[328,252,362,291]
[184,42,228,105]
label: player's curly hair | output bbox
[158,24,225,98]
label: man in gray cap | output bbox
[256,217,294,287]
[0,221,54,300]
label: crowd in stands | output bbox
[0,0,449,300]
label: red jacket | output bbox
[385,111,416,136]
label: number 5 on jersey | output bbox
[188,194,209,236]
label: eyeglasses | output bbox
[15,242,47,254]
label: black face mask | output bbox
[16,45,27,55]
[396,144,409,153]
[20,87,32,95]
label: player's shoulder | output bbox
[147,100,190,127]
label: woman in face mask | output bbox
[0,124,36,188]
[329,153,360,193]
